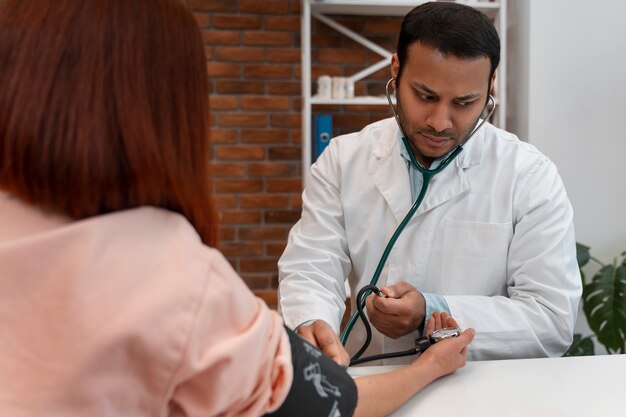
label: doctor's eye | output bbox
[455,99,478,108]
[417,93,436,102]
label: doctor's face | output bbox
[391,42,494,168]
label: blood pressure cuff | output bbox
[265,326,358,417]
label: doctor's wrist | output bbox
[415,290,427,329]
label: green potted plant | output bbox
[564,243,626,356]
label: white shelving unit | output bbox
[300,0,507,184]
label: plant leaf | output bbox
[563,334,595,356]
[582,260,626,351]
[576,243,591,268]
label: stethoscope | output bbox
[342,77,496,366]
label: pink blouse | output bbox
[0,192,292,416]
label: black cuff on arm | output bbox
[265,326,358,417]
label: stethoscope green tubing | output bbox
[339,78,496,346]
[339,141,463,345]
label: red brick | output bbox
[241,96,290,111]
[266,179,302,192]
[194,13,210,29]
[219,210,262,224]
[290,129,302,143]
[240,0,290,14]
[270,113,300,128]
[241,129,290,144]
[210,162,246,177]
[215,80,265,95]
[317,49,367,64]
[209,96,238,111]
[206,62,241,78]
[243,31,293,47]
[289,194,302,208]
[215,145,265,160]
[364,18,402,33]
[218,226,236,240]
[204,47,213,60]
[189,0,237,12]
[240,258,279,273]
[294,64,343,79]
[329,17,363,32]
[243,64,292,79]
[209,128,238,143]
[219,242,264,258]
[291,96,301,111]
[218,113,268,128]
[311,34,343,48]
[268,146,300,160]
[254,289,278,308]
[264,210,302,223]
[267,48,301,63]
[240,194,290,208]
[215,47,265,62]
[354,83,368,96]
[265,16,301,31]
[248,162,298,177]
[215,179,263,193]
[213,14,262,30]
[202,31,240,46]
[366,82,387,96]
[364,64,391,80]
[238,226,289,240]
[268,81,301,95]
[244,276,273,291]
[266,242,288,257]
[213,194,237,209]
[369,114,390,124]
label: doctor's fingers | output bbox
[368,290,417,315]
[312,323,350,366]
[379,281,417,298]
[367,302,419,339]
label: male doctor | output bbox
[278,2,581,365]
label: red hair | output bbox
[0,0,217,246]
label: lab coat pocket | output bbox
[441,219,512,295]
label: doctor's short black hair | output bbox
[396,1,500,83]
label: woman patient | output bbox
[0,0,474,416]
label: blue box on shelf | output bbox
[312,114,332,163]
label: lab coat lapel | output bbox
[367,130,412,223]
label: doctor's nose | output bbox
[425,103,453,133]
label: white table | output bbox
[348,355,626,417]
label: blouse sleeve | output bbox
[169,249,293,417]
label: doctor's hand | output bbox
[365,281,426,339]
[296,320,350,366]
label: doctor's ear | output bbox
[390,54,400,87]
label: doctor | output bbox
[278,2,581,365]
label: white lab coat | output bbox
[278,117,581,362]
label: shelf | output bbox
[301,0,508,185]
[311,0,499,17]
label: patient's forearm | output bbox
[352,361,439,417]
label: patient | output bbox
[0,1,473,416]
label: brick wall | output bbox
[189,0,401,307]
